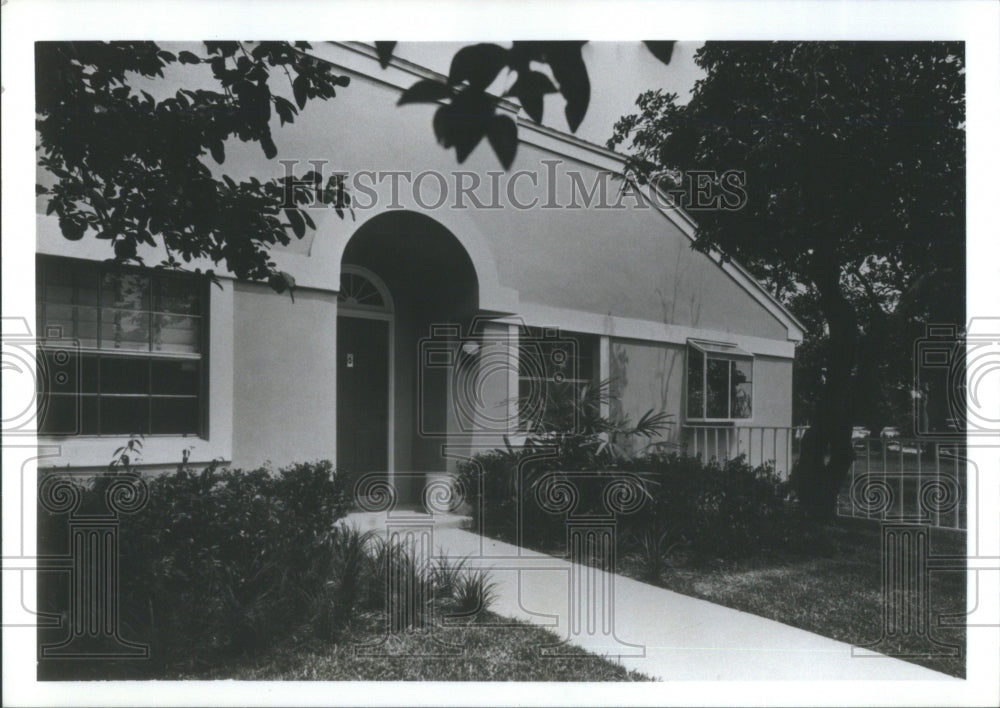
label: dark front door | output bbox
[336,316,390,473]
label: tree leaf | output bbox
[58,214,86,241]
[260,132,277,159]
[398,79,453,106]
[286,208,306,238]
[374,42,397,69]
[448,43,509,90]
[274,95,297,125]
[292,73,308,109]
[434,90,494,163]
[642,41,676,66]
[507,70,557,124]
[114,238,137,260]
[268,270,297,300]
[209,140,225,164]
[545,42,590,132]
[486,114,518,169]
[178,50,201,65]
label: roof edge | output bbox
[310,41,806,344]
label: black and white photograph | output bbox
[2,1,999,706]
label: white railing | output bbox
[837,439,966,531]
[682,425,805,480]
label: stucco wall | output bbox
[609,338,686,449]
[609,339,795,452]
[34,43,799,472]
[231,282,338,469]
[159,42,798,345]
[748,355,794,428]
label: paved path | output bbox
[346,511,954,681]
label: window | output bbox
[337,269,390,312]
[686,340,752,421]
[518,327,598,431]
[36,256,207,436]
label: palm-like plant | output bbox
[515,377,675,467]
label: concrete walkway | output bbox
[346,511,954,681]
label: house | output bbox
[35,42,805,498]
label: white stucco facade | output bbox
[35,42,804,479]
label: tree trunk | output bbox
[792,266,859,521]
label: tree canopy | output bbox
[609,42,965,517]
[35,41,356,294]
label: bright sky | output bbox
[395,41,705,148]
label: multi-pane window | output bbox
[518,327,598,431]
[686,340,753,421]
[36,256,207,436]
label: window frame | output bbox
[36,255,210,438]
[685,339,754,424]
[516,327,599,433]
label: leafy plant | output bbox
[302,524,373,641]
[387,40,675,168]
[450,569,500,619]
[517,377,675,467]
[36,41,354,292]
[457,376,673,549]
[630,523,685,583]
[38,457,353,677]
[431,553,469,600]
[361,535,435,632]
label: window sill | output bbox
[36,434,230,470]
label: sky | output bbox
[394,41,705,148]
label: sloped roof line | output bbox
[312,41,805,342]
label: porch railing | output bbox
[681,425,805,480]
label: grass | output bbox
[177,611,653,681]
[618,516,966,678]
[481,512,966,678]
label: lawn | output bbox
[617,516,966,678]
[176,612,653,681]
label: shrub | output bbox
[38,452,505,678]
[461,443,805,566]
[361,535,434,631]
[302,523,373,642]
[432,553,469,600]
[38,459,352,676]
[450,569,500,618]
[432,555,498,620]
[683,456,790,558]
[629,522,684,583]
[458,376,676,551]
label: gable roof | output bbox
[306,41,806,343]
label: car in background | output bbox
[852,426,871,450]
[880,426,902,451]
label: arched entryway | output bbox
[337,211,485,505]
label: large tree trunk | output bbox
[792,266,859,521]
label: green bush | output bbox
[460,446,804,563]
[38,459,352,676]
[626,453,792,559]
[38,454,504,679]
